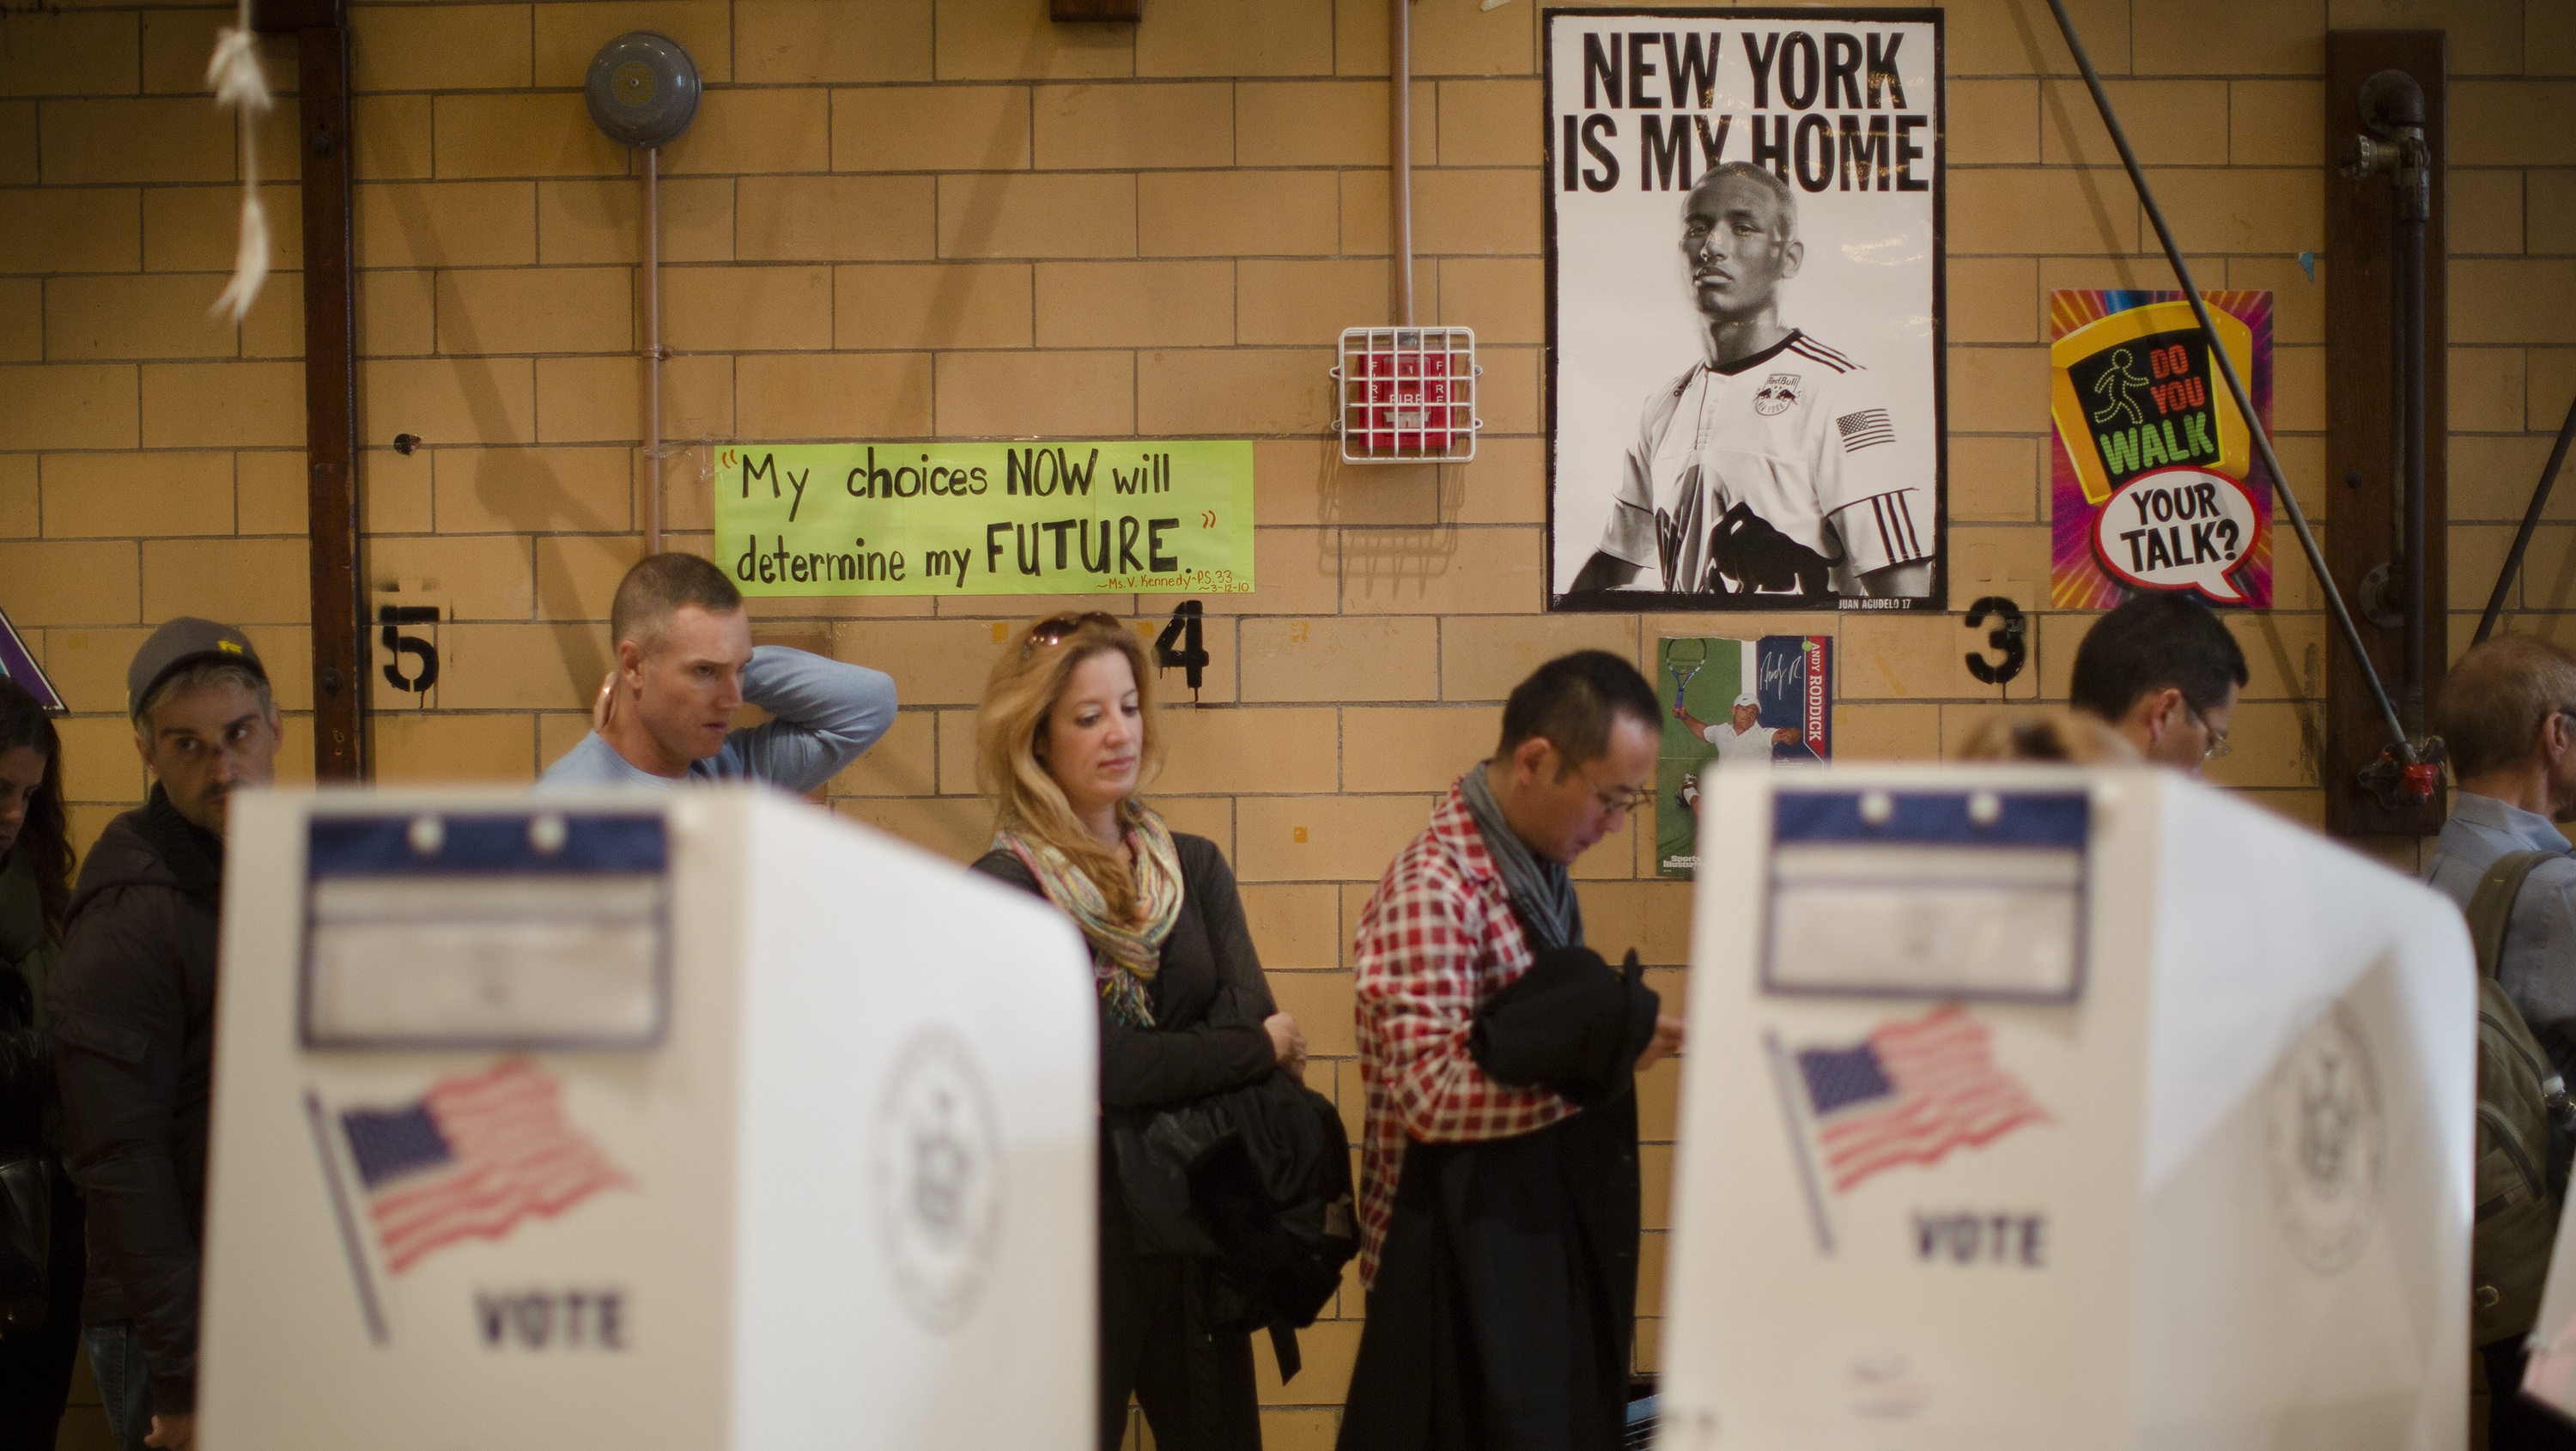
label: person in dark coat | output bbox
[1339,651,1684,1451]
[967,612,1306,1451]
[49,621,282,1451]
[0,678,82,1451]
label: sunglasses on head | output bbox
[1024,612,1125,652]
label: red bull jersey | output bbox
[1596,331,1932,597]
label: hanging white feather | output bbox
[205,21,273,324]
[205,27,271,115]
[210,194,270,325]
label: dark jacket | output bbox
[1339,944,1660,1451]
[972,832,1277,1113]
[974,830,1281,1450]
[0,848,60,1162]
[46,788,222,1416]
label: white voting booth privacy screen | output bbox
[1656,765,2473,1450]
[197,787,1097,1451]
[2519,1131,2576,1413]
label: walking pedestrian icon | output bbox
[2088,348,2152,428]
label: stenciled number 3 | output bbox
[1964,596,2027,687]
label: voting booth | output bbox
[2526,1217,2576,1415]
[197,787,1097,1451]
[2514,1138,2576,1417]
[1654,765,2473,1450]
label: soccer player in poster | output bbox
[1567,162,1935,602]
[1677,689,1795,766]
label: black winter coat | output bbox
[973,831,1284,1448]
[46,787,223,1416]
[971,832,1278,1113]
[0,848,58,1163]
[1339,944,1661,1451]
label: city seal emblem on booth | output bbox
[2263,1000,2387,1275]
[872,1027,1005,1333]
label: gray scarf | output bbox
[1459,763,1584,953]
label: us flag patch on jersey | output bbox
[1836,410,1897,452]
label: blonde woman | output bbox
[969,612,1302,1451]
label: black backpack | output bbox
[2465,849,2576,1348]
[1109,1072,1359,1380]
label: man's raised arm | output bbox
[719,646,898,795]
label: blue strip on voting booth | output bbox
[300,810,673,1052]
[308,812,669,877]
[1761,788,2093,1003]
[1771,789,2091,848]
[0,602,66,714]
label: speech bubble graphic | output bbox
[2090,465,2261,604]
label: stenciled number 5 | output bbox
[1963,596,2026,687]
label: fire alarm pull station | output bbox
[1334,326,1479,464]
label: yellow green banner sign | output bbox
[712,441,1256,596]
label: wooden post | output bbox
[255,0,365,780]
[2323,30,2445,838]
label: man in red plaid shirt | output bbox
[1339,651,1686,1451]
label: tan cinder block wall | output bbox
[4,0,2574,1442]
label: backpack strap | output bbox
[2468,849,2563,982]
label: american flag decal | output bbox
[339,1059,629,1274]
[1835,408,1896,452]
[1795,1006,2050,1193]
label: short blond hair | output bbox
[974,616,1165,921]
[2439,635,2576,779]
[611,552,741,656]
[1955,709,2139,765]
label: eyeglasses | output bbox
[1023,613,1123,652]
[1595,785,1656,817]
[1574,761,1655,817]
[2182,700,2232,761]
[1535,744,1653,817]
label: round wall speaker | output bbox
[584,31,701,149]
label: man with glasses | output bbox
[1339,651,1685,1451]
[539,553,896,791]
[49,620,283,1451]
[2067,592,2249,774]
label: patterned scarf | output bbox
[1459,762,1583,953]
[996,801,1185,1029]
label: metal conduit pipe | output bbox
[2474,392,2576,646]
[2044,0,2418,770]
[2347,70,2432,738]
[2400,159,2427,737]
[1390,0,1413,327]
[645,145,664,555]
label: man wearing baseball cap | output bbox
[47,618,280,1451]
[1674,689,1795,768]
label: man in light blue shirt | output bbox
[539,553,896,793]
[2424,634,2576,1080]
